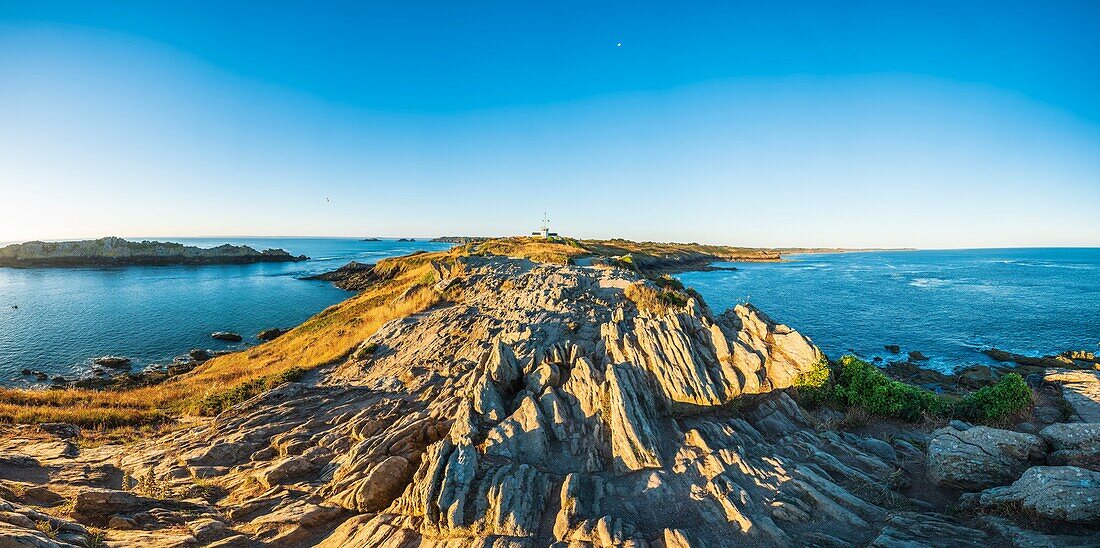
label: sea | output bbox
[679,248,1100,373]
[1,243,1097,385]
[0,238,452,386]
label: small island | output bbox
[0,237,308,268]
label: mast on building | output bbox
[531,212,558,239]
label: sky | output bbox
[1,1,1099,248]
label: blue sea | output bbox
[0,238,452,385]
[679,248,1100,372]
[2,244,1097,385]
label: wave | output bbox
[909,277,949,288]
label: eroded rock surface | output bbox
[3,255,1099,546]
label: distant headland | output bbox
[0,237,308,268]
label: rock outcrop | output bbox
[2,253,1099,547]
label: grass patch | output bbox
[466,237,590,265]
[624,281,689,315]
[795,356,1032,424]
[34,520,59,540]
[191,367,305,416]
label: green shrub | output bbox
[804,356,1033,424]
[793,359,834,407]
[832,356,947,421]
[952,373,1032,423]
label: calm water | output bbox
[679,248,1100,372]
[0,238,452,385]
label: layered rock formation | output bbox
[0,237,307,268]
[2,254,1098,546]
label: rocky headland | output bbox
[0,237,308,268]
[0,238,1097,547]
[431,236,490,244]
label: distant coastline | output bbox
[0,236,308,268]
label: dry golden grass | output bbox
[464,237,589,265]
[581,239,782,264]
[0,250,452,428]
[623,281,689,315]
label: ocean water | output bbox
[0,238,452,385]
[678,248,1100,372]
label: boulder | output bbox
[1040,423,1100,471]
[37,423,80,440]
[189,349,213,362]
[884,344,900,354]
[258,456,314,488]
[71,488,142,524]
[257,328,290,341]
[908,350,929,361]
[93,356,131,368]
[211,332,243,342]
[927,426,1046,490]
[978,466,1100,523]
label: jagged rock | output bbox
[12,252,1096,547]
[211,332,243,342]
[977,466,1100,523]
[927,426,1046,490]
[1040,423,1100,470]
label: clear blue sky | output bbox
[1,1,1098,247]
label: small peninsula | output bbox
[0,237,308,268]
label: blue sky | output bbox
[1,1,1098,247]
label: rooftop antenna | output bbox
[539,212,550,238]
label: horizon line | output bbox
[2,234,1098,253]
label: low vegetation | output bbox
[193,367,305,416]
[794,355,1033,424]
[624,281,690,315]
[462,237,590,265]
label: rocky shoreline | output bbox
[0,237,308,268]
[18,327,294,391]
[1,242,1098,546]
